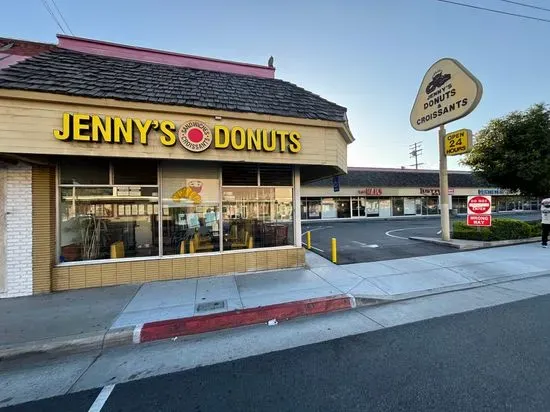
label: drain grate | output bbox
[196,300,227,313]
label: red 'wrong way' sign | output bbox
[467,215,492,227]
[467,196,492,215]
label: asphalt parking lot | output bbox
[302,212,539,264]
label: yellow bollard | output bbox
[306,231,311,249]
[331,238,337,264]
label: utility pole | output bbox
[409,141,424,169]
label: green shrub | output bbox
[526,220,542,237]
[452,218,537,241]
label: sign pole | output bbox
[439,124,451,241]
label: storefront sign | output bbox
[420,188,454,196]
[358,188,383,196]
[178,121,212,153]
[214,125,301,153]
[53,113,302,153]
[410,58,483,131]
[478,188,515,196]
[445,129,473,156]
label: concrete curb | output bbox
[4,270,549,361]
[409,236,540,250]
[138,294,356,343]
[0,294,377,361]
[0,331,105,361]
[352,270,550,304]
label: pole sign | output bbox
[410,58,483,131]
[445,128,473,156]
[467,195,492,227]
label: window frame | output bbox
[56,161,298,266]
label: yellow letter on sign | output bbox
[53,113,72,141]
[214,125,230,149]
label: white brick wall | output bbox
[0,163,33,298]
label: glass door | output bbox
[351,197,365,217]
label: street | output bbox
[4,284,550,411]
[303,212,539,264]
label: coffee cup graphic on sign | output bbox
[188,180,203,193]
[425,70,451,94]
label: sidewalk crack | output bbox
[109,284,144,329]
[65,351,102,395]
[354,308,385,328]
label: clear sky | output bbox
[2,0,549,170]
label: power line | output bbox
[40,0,65,33]
[433,0,550,23]
[495,0,550,13]
[50,0,74,35]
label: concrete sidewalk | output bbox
[1,243,550,360]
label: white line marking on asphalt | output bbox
[351,241,379,248]
[385,226,440,240]
[88,384,115,412]
[133,324,143,344]
[301,226,333,236]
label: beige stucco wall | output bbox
[0,91,351,174]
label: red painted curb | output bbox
[139,294,353,343]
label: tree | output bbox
[462,103,550,197]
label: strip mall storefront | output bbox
[301,169,540,220]
[0,36,353,297]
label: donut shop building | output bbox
[0,35,353,298]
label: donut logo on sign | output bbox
[178,120,212,152]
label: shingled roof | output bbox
[0,49,347,122]
[305,168,491,188]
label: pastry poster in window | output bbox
[168,178,219,205]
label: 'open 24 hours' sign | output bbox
[445,129,473,156]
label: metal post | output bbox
[439,124,451,241]
[331,237,337,264]
[306,231,311,249]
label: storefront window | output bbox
[392,198,404,216]
[59,160,296,264]
[222,165,294,250]
[161,161,220,255]
[60,186,159,262]
[452,196,465,214]
[403,198,417,215]
[423,197,439,215]
[321,198,337,219]
[59,157,160,262]
[336,197,351,218]
[306,198,322,219]
[379,198,392,217]
[60,157,110,185]
[301,199,308,220]
[366,199,380,217]
[352,197,366,217]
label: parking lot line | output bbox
[385,227,440,240]
[88,384,115,412]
